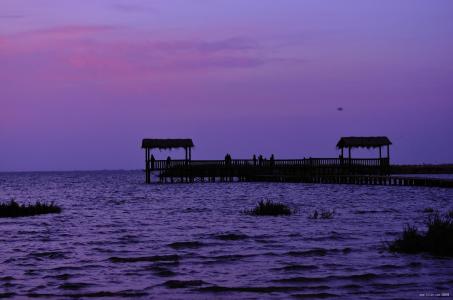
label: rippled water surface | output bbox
[1,171,452,299]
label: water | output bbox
[0,171,452,299]
[394,174,453,180]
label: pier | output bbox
[142,137,453,188]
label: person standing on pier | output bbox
[166,156,171,168]
[225,153,232,166]
[270,154,275,168]
[258,155,263,167]
[253,154,257,166]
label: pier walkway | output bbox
[141,138,453,188]
[145,158,453,188]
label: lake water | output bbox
[0,171,452,299]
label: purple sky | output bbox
[1,0,452,171]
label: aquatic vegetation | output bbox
[244,200,293,216]
[309,210,335,219]
[0,199,61,218]
[423,207,434,213]
[390,213,453,257]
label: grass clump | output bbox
[448,210,453,219]
[389,213,453,257]
[0,199,61,218]
[423,207,434,213]
[244,200,293,216]
[309,210,335,219]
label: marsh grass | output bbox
[448,210,453,219]
[423,207,434,213]
[244,200,293,216]
[309,210,335,219]
[0,199,61,218]
[389,213,453,257]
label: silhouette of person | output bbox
[270,154,275,167]
[166,156,171,168]
[258,155,263,167]
[253,154,257,166]
[150,154,155,170]
[225,153,233,166]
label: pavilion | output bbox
[336,136,392,161]
[142,138,194,183]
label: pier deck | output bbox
[144,158,453,188]
[141,138,452,188]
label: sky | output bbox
[1,0,452,171]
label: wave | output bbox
[58,282,94,290]
[340,284,361,289]
[26,290,148,298]
[168,241,204,249]
[50,264,102,271]
[200,253,259,264]
[197,285,327,293]
[109,254,179,263]
[0,292,15,298]
[272,264,319,271]
[183,207,209,213]
[0,276,14,281]
[164,280,206,289]
[213,233,249,241]
[287,249,328,257]
[303,232,355,242]
[28,251,68,260]
[370,282,415,289]
[292,293,338,299]
[274,272,381,283]
[44,273,73,280]
[144,265,177,277]
[287,248,352,257]
[354,209,397,214]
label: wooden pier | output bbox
[141,137,453,189]
[145,159,453,188]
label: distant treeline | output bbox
[391,164,453,174]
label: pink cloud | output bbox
[0,26,273,88]
[26,25,115,39]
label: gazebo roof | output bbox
[336,136,392,149]
[141,139,194,149]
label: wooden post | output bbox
[386,145,390,175]
[379,146,382,159]
[189,147,192,161]
[145,148,150,184]
[348,147,351,159]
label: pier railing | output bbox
[149,158,387,171]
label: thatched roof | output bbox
[337,136,392,149]
[141,139,194,149]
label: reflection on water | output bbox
[0,171,452,299]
